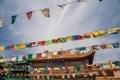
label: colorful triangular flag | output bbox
[11,15,17,24]
[26,11,32,20]
[41,8,50,17]
[0,18,4,27]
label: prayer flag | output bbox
[9,45,14,50]
[83,33,92,39]
[38,41,45,46]
[11,15,17,24]
[11,56,17,61]
[60,37,67,43]
[72,35,78,41]
[5,45,10,50]
[105,43,112,49]
[41,8,50,17]
[0,18,4,27]
[77,35,83,40]
[100,44,106,49]
[19,43,26,49]
[30,42,39,47]
[56,38,61,43]
[67,36,72,41]
[26,43,31,48]
[28,54,33,60]
[90,45,101,50]
[14,44,20,49]
[18,55,23,61]
[0,46,5,51]
[26,11,32,20]
[117,29,120,33]
[112,43,119,48]
[52,39,57,43]
[98,30,106,36]
[107,28,118,34]
[79,47,86,51]
[92,31,100,38]
[45,40,52,45]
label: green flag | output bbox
[52,39,57,43]
[14,44,20,49]
[79,47,86,51]
[60,37,67,43]
[11,15,17,24]
[28,54,32,61]
[45,40,52,45]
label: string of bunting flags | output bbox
[0,27,120,51]
[0,0,88,27]
[0,40,120,62]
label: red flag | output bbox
[9,45,14,50]
[38,41,45,46]
[30,42,39,47]
[77,35,83,40]
[26,11,32,20]
[56,38,61,43]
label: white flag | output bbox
[0,18,4,27]
[41,8,50,17]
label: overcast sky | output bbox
[0,0,120,63]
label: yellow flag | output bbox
[41,8,50,17]
[107,28,117,33]
[67,36,72,41]
[0,46,5,51]
[19,43,26,49]
[92,31,100,38]
[98,30,106,35]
